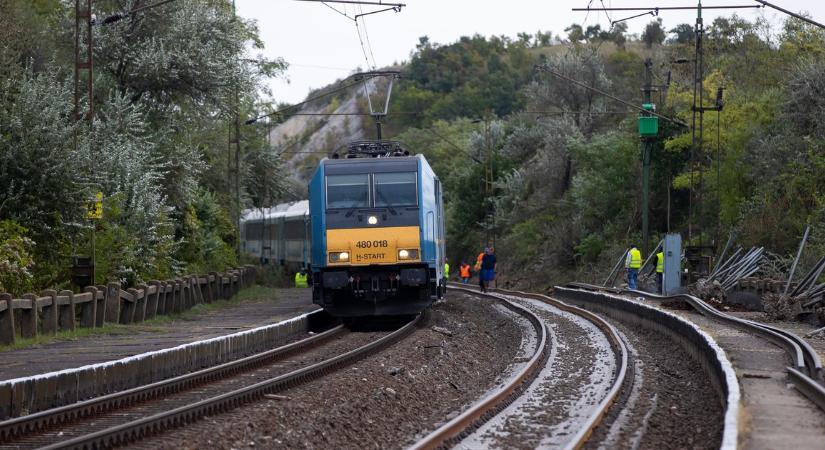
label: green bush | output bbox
[0,220,35,294]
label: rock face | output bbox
[268,85,367,184]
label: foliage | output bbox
[0,220,35,294]
[642,18,666,48]
[0,0,286,291]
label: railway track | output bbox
[0,315,420,450]
[567,282,825,412]
[412,285,628,449]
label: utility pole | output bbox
[641,58,655,256]
[75,0,95,285]
[229,0,242,259]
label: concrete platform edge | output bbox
[0,308,321,419]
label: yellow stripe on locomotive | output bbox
[326,226,421,265]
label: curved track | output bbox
[568,282,825,412]
[0,316,420,449]
[412,285,628,450]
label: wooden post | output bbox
[57,290,76,331]
[105,283,121,324]
[207,272,218,303]
[147,281,162,318]
[135,284,149,322]
[94,285,106,327]
[0,294,15,345]
[40,290,59,334]
[81,287,98,328]
[20,294,38,338]
[121,289,137,324]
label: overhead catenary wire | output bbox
[245,75,380,124]
[95,0,179,25]
[534,64,689,127]
[359,6,379,69]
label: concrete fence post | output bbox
[20,293,38,338]
[147,281,162,318]
[208,272,218,303]
[155,282,167,315]
[0,294,15,345]
[193,276,204,305]
[94,285,106,327]
[105,283,121,324]
[172,280,181,313]
[182,278,191,310]
[121,289,137,324]
[40,290,59,334]
[135,284,148,322]
[57,290,76,332]
[81,287,98,328]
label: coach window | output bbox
[326,174,370,209]
[374,172,417,207]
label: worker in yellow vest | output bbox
[655,251,664,294]
[294,269,309,288]
[625,245,642,290]
[443,258,450,292]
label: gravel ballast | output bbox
[132,291,522,449]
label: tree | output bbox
[585,24,603,42]
[565,24,585,42]
[528,46,612,133]
[642,18,666,47]
[669,23,696,44]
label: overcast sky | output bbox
[235,1,825,104]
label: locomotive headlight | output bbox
[398,249,419,260]
[329,251,350,263]
[367,215,378,225]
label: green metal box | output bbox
[638,116,658,137]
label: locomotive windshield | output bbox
[326,174,370,209]
[374,172,417,207]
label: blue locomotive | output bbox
[308,141,446,316]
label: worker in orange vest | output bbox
[475,248,487,291]
[459,261,471,284]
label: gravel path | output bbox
[585,321,724,449]
[128,291,522,450]
[458,295,616,449]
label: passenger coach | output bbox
[309,141,446,316]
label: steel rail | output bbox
[0,324,347,443]
[492,287,629,449]
[409,286,548,450]
[35,315,419,450]
[567,282,825,409]
[413,284,628,450]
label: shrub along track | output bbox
[0,317,418,450]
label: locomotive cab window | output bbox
[326,174,370,209]
[374,172,417,207]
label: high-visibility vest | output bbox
[294,272,308,288]
[444,263,450,278]
[656,252,664,273]
[474,253,484,271]
[460,265,471,278]
[628,248,642,269]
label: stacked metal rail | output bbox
[797,256,825,309]
[706,247,765,291]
